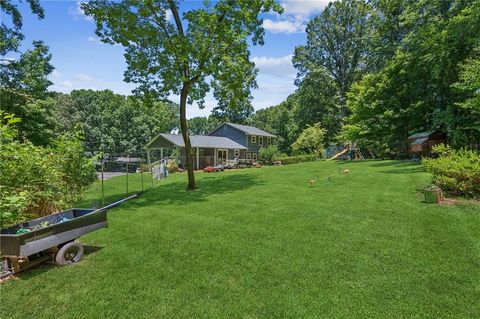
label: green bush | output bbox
[259,145,281,165]
[0,113,97,226]
[291,123,325,158]
[274,154,317,165]
[423,144,480,198]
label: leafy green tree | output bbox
[292,68,341,145]
[248,94,296,153]
[259,144,281,165]
[451,52,480,147]
[0,41,54,145]
[291,123,326,158]
[293,0,372,115]
[53,89,178,155]
[211,99,254,124]
[187,116,220,135]
[0,0,44,55]
[83,0,283,189]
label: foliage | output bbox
[259,145,282,165]
[187,116,220,135]
[0,41,54,145]
[52,90,178,155]
[274,154,317,165]
[211,99,254,124]
[0,113,96,226]
[166,160,179,173]
[343,0,480,151]
[0,0,44,55]
[423,144,480,197]
[248,94,297,154]
[293,0,372,113]
[291,123,326,158]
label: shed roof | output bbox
[214,123,276,137]
[146,133,247,149]
[410,137,428,145]
[408,131,433,139]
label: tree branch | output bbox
[168,0,184,36]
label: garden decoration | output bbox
[0,194,137,280]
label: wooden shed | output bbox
[408,131,446,155]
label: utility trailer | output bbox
[0,195,136,280]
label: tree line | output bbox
[246,0,480,157]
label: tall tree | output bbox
[293,0,371,115]
[211,99,254,124]
[83,0,282,189]
[0,0,44,55]
[0,41,54,145]
[187,116,220,135]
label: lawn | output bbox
[1,160,479,318]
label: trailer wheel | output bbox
[55,242,84,265]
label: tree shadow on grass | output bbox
[381,166,427,174]
[79,172,263,209]
[129,173,264,208]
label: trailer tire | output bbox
[55,242,84,265]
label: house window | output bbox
[267,137,271,146]
[234,149,240,158]
[259,136,263,146]
[251,135,256,143]
[246,153,251,160]
[252,153,257,161]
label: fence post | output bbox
[141,164,144,193]
[126,163,129,194]
[101,157,105,206]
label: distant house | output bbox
[145,123,276,169]
[408,131,446,156]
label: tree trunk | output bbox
[179,85,196,190]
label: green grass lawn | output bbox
[1,161,479,318]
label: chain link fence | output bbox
[77,150,169,208]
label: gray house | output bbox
[145,123,275,169]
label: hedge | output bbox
[274,154,317,165]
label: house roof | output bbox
[410,137,428,145]
[146,133,247,149]
[217,122,276,137]
[114,157,142,163]
[408,131,433,139]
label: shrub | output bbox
[423,144,480,197]
[291,123,325,158]
[259,145,281,165]
[166,160,179,173]
[274,154,317,165]
[0,113,97,226]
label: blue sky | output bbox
[11,0,329,118]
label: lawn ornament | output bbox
[203,166,218,173]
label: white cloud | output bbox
[263,19,305,34]
[51,70,62,78]
[281,0,331,19]
[74,73,94,82]
[263,0,330,34]
[252,55,296,79]
[87,36,101,43]
[68,1,93,21]
[60,80,73,88]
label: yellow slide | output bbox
[328,148,348,160]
